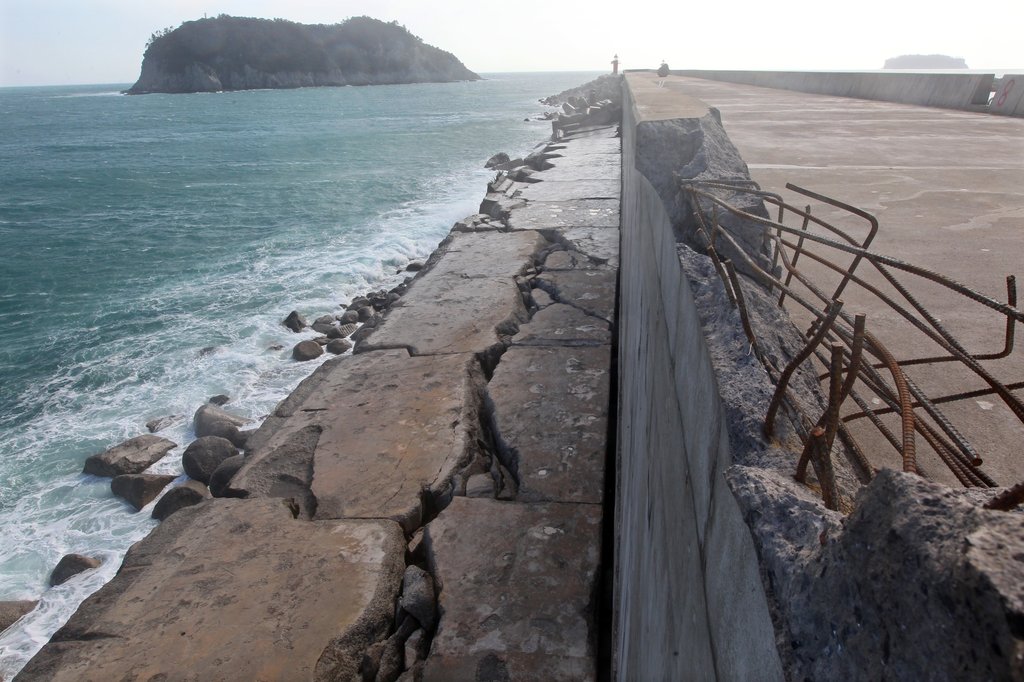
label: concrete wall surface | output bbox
[673,69,996,112]
[614,75,784,682]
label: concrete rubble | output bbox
[18,123,620,679]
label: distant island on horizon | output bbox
[883,54,968,69]
[127,15,480,95]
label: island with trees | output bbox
[127,15,480,95]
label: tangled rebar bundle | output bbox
[680,178,1024,511]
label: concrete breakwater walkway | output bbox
[16,126,620,680]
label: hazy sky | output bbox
[1,0,1021,86]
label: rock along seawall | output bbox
[15,114,622,677]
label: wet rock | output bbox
[357,306,374,322]
[325,325,345,339]
[182,436,239,484]
[314,315,335,326]
[283,310,307,332]
[0,600,37,633]
[405,261,424,272]
[292,340,324,361]
[267,343,285,351]
[49,554,102,587]
[193,403,250,438]
[0,598,36,634]
[111,473,177,511]
[339,310,360,325]
[209,454,245,497]
[400,566,436,630]
[311,321,336,334]
[145,414,184,433]
[151,480,209,521]
[484,152,510,169]
[326,338,353,355]
[208,394,230,406]
[82,435,177,478]
[347,296,370,311]
[313,335,330,346]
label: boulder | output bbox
[0,600,37,633]
[325,325,344,339]
[209,454,245,498]
[151,480,209,521]
[325,338,353,355]
[293,340,324,361]
[282,310,307,332]
[311,322,335,334]
[405,261,425,272]
[111,474,177,511]
[484,152,510,169]
[182,437,238,484]
[208,394,230,406]
[347,296,370,311]
[49,554,102,587]
[313,315,335,326]
[193,403,250,439]
[399,565,436,630]
[82,435,177,478]
[357,306,374,322]
[338,310,360,325]
[145,415,183,433]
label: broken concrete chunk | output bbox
[400,565,436,630]
[19,500,406,682]
[535,268,617,322]
[506,199,619,231]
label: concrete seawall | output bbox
[671,69,1001,113]
[615,71,1024,680]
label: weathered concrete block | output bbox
[534,268,617,322]
[423,497,601,681]
[488,345,610,503]
[512,304,610,347]
[358,231,547,356]
[507,199,620,231]
[232,350,485,533]
[18,499,405,682]
[517,179,620,202]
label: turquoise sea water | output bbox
[0,71,597,675]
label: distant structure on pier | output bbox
[612,54,619,75]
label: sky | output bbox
[1,0,1022,86]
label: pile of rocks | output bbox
[280,273,419,362]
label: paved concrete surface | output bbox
[422,497,602,682]
[16,500,406,681]
[661,74,1024,486]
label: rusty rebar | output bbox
[765,300,843,438]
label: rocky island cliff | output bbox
[126,15,480,95]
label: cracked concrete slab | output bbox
[531,161,621,183]
[17,499,405,682]
[513,304,611,347]
[489,345,610,503]
[542,248,606,271]
[557,227,620,267]
[516,179,620,202]
[506,199,620,230]
[535,269,617,322]
[357,231,547,356]
[422,497,601,682]
[231,350,484,533]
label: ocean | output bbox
[0,71,597,676]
